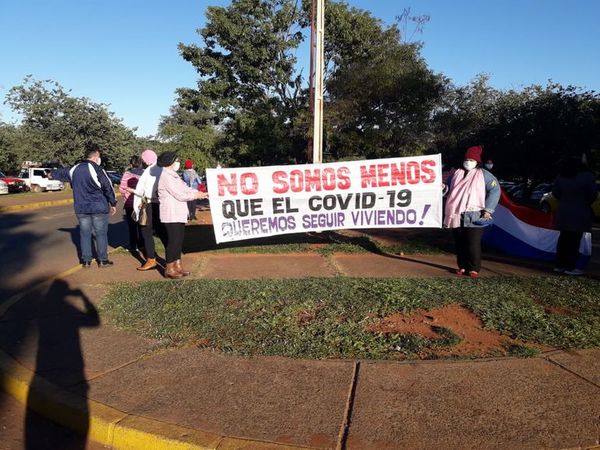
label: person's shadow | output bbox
[25,279,100,449]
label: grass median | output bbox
[100,276,600,360]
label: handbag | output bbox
[133,197,148,226]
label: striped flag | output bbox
[482,190,592,268]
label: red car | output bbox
[0,170,27,193]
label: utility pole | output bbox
[311,0,325,164]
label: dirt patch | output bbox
[366,303,547,357]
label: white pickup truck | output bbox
[18,167,64,192]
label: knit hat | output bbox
[184,159,193,170]
[141,149,157,165]
[157,151,178,168]
[465,146,483,163]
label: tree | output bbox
[167,0,445,166]
[5,77,138,169]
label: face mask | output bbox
[96,158,102,166]
[463,160,477,171]
[172,161,181,172]
[484,163,493,170]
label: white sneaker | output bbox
[564,268,585,276]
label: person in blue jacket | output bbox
[444,145,500,277]
[51,149,117,268]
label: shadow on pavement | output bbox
[25,279,99,450]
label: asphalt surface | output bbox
[0,204,129,300]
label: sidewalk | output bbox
[1,251,599,449]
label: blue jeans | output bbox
[76,213,109,262]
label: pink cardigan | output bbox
[158,168,198,223]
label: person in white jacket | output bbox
[126,149,166,270]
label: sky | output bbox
[1,0,599,137]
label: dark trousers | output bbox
[453,227,484,272]
[140,202,166,259]
[124,207,143,251]
[556,230,583,270]
[187,200,197,220]
[164,222,185,263]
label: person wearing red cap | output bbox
[182,159,202,221]
[443,145,500,277]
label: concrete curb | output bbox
[0,262,316,450]
[0,192,122,213]
[0,198,74,212]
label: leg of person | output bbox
[555,231,568,272]
[564,231,584,275]
[464,227,484,276]
[152,202,168,250]
[171,223,189,276]
[124,207,137,251]
[93,213,112,267]
[452,228,466,274]
[187,200,195,221]
[163,223,183,279]
[138,203,157,270]
[76,214,93,268]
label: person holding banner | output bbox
[444,145,500,277]
[157,152,209,279]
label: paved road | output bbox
[0,204,129,300]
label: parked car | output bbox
[18,167,64,192]
[529,183,553,201]
[0,180,8,195]
[0,170,27,193]
[540,182,600,216]
[106,171,122,186]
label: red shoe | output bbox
[468,271,479,278]
[455,269,465,276]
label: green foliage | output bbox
[4,77,139,169]
[167,0,445,165]
[101,276,600,360]
[433,78,600,182]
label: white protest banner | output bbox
[206,154,443,244]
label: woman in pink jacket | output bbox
[157,152,208,278]
[118,155,144,252]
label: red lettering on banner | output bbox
[217,174,238,196]
[360,165,378,188]
[337,167,351,189]
[290,170,304,192]
[420,160,436,183]
[272,171,288,194]
[390,162,407,185]
[240,172,259,195]
[322,168,336,190]
[406,161,420,184]
[272,167,353,193]
[377,164,390,187]
[361,160,438,187]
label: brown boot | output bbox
[174,259,190,277]
[137,258,157,271]
[165,262,183,279]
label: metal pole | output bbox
[307,0,316,163]
[312,0,325,164]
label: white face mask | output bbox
[463,160,477,171]
[96,158,102,166]
[172,161,181,172]
[484,163,493,170]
